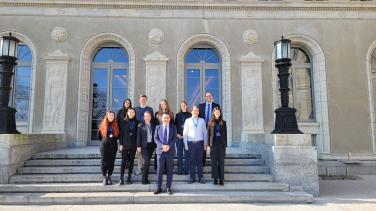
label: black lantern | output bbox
[271,36,302,134]
[0,33,20,134]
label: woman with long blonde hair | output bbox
[98,111,119,185]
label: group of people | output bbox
[97,92,227,195]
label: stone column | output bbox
[42,50,70,134]
[144,51,168,110]
[265,134,319,196]
[239,51,265,143]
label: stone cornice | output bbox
[1,0,376,11]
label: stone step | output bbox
[9,173,273,184]
[31,153,261,160]
[0,182,289,193]
[24,158,265,167]
[17,166,269,174]
[0,191,313,204]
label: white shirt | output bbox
[146,124,152,143]
[183,117,207,146]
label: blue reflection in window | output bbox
[185,69,201,107]
[185,48,220,63]
[93,47,128,63]
[14,44,32,122]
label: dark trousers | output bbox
[202,150,207,167]
[188,141,204,181]
[142,143,155,183]
[210,146,226,180]
[176,139,189,174]
[120,149,136,180]
[100,139,118,176]
[156,153,174,188]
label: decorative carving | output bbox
[51,27,68,43]
[243,29,258,45]
[148,28,164,44]
[144,51,168,61]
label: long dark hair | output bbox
[209,107,224,127]
[119,99,132,120]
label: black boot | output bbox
[107,175,112,185]
[119,176,124,185]
[102,176,107,186]
[219,179,224,185]
[213,178,218,185]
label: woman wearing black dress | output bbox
[118,108,139,185]
[206,107,227,185]
[98,111,119,185]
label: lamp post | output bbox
[0,33,20,134]
[271,36,302,134]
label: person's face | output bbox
[107,113,115,122]
[205,93,213,102]
[160,101,167,110]
[124,100,131,108]
[144,113,151,123]
[139,97,147,106]
[128,109,136,119]
[162,114,170,125]
[180,103,187,112]
[192,107,199,117]
[214,110,221,119]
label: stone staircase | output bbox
[0,147,313,204]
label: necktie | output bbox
[206,103,211,123]
[163,126,168,144]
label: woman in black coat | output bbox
[116,99,132,123]
[118,107,139,185]
[136,111,156,184]
[98,111,119,186]
[206,107,227,185]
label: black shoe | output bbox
[188,179,195,184]
[199,178,206,184]
[167,188,173,195]
[102,176,107,186]
[213,179,218,185]
[119,177,124,185]
[177,172,182,175]
[219,179,224,185]
[107,176,112,185]
[127,179,132,184]
[154,188,162,195]
[142,180,150,185]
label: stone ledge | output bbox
[0,134,66,184]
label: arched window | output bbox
[289,47,314,121]
[184,47,221,106]
[10,43,33,132]
[90,46,128,140]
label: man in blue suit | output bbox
[154,112,177,195]
[199,92,220,167]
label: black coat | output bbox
[207,120,227,148]
[199,102,220,120]
[97,125,119,142]
[174,112,192,136]
[119,118,139,150]
[137,122,156,149]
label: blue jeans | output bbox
[176,139,189,174]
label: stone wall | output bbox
[0,134,66,183]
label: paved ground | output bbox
[0,175,375,211]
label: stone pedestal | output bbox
[239,51,265,142]
[144,51,168,110]
[265,134,319,196]
[0,134,66,183]
[42,50,70,134]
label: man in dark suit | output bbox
[154,112,177,195]
[199,92,220,167]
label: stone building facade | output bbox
[1,0,376,161]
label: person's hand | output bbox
[119,145,123,151]
[163,145,170,152]
[184,145,188,151]
[177,134,183,139]
[137,147,141,153]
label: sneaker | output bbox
[118,178,124,185]
[107,176,112,185]
[188,179,195,184]
[102,176,107,186]
[199,178,206,184]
